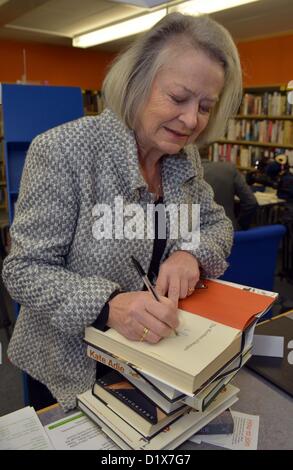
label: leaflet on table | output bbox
[0,406,53,450]
[190,410,260,450]
[252,334,284,357]
[44,410,119,450]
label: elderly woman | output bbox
[2,13,242,411]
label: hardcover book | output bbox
[85,279,276,395]
[87,345,183,412]
[246,312,293,397]
[93,370,187,437]
[77,384,239,450]
[183,348,252,411]
[87,343,251,412]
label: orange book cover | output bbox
[178,280,276,331]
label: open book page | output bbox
[103,309,241,377]
[179,280,277,330]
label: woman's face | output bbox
[135,47,225,158]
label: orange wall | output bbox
[0,40,116,89]
[0,33,292,90]
[237,33,293,87]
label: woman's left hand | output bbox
[155,251,200,306]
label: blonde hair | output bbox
[102,12,242,146]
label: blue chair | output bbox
[221,224,286,292]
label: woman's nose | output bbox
[179,103,198,131]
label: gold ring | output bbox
[188,287,195,294]
[140,327,149,342]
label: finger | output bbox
[179,278,189,299]
[136,301,176,336]
[157,296,180,330]
[187,280,196,296]
[136,322,162,344]
[167,276,180,307]
[155,269,168,297]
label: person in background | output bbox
[2,13,242,411]
[201,155,258,230]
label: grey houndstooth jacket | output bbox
[2,108,233,410]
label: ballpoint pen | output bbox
[131,256,178,336]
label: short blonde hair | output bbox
[102,12,242,146]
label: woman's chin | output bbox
[159,140,185,155]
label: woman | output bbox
[2,13,242,411]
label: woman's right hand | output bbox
[107,291,179,344]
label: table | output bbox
[253,191,285,225]
[182,367,293,450]
[37,367,293,451]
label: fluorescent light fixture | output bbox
[176,0,260,15]
[73,0,260,48]
[73,9,166,48]
[111,0,168,6]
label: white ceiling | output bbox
[0,0,292,52]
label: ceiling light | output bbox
[73,9,166,48]
[176,0,260,15]
[110,0,168,6]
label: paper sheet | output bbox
[189,410,259,450]
[44,411,119,450]
[252,334,284,357]
[0,406,53,450]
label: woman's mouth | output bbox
[164,127,190,141]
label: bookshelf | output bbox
[82,89,105,115]
[1,84,84,225]
[208,85,293,171]
[0,86,122,226]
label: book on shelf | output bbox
[86,343,251,413]
[93,369,187,438]
[77,383,239,450]
[84,279,277,395]
[246,311,293,397]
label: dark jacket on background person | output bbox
[202,159,258,230]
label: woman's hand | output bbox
[155,251,200,306]
[107,291,179,344]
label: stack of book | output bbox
[77,279,277,450]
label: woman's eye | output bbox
[170,95,186,104]
[200,105,212,114]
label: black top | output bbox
[92,197,166,332]
[145,196,167,285]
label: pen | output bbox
[131,256,178,336]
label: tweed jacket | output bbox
[2,109,233,411]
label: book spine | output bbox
[86,343,192,396]
[87,344,141,378]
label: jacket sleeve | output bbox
[2,134,120,335]
[168,150,234,278]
